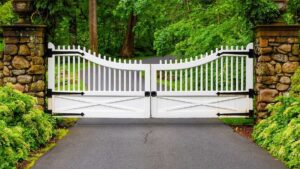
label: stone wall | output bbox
[255,25,300,120]
[0,25,46,110]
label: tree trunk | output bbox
[120,11,137,58]
[89,0,98,53]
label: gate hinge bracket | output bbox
[249,110,254,118]
[217,109,254,118]
[46,109,52,114]
[53,113,85,117]
[217,89,255,98]
[249,89,255,98]
[47,89,52,97]
[248,49,254,58]
[46,49,53,58]
[51,91,84,95]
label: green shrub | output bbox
[0,86,36,125]
[253,68,300,169]
[290,68,300,97]
[21,109,56,150]
[56,118,78,128]
[0,120,29,169]
[0,86,57,168]
[253,95,300,169]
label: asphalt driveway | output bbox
[33,119,286,169]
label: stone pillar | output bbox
[255,25,300,120]
[0,25,46,109]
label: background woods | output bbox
[0,0,300,58]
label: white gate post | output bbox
[246,43,254,113]
[47,42,55,112]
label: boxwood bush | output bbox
[0,86,56,169]
[253,68,300,169]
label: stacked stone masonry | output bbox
[255,25,300,120]
[0,25,46,110]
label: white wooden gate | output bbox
[47,43,254,118]
[47,43,151,118]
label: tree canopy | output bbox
[0,0,300,57]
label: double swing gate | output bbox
[47,43,254,118]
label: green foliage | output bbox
[55,118,78,128]
[220,118,254,126]
[154,0,254,57]
[0,121,29,169]
[0,42,3,52]
[0,86,56,168]
[253,97,300,169]
[21,109,56,150]
[243,0,280,24]
[0,86,36,124]
[0,0,15,26]
[253,69,300,169]
[0,0,16,52]
[28,0,300,58]
[290,68,300,97]
[287,0,300,23]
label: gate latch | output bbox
[145,91,151,97]
[145,91,157,97]
[151,91,157,97]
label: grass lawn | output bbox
[219,118,254,126]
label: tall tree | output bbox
[89,0,98,53]
[116,0,150,58]
[120,11,137,58]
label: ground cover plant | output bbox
[252,68,300,169]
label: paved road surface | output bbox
[33,119,286,169]
[39,57,286,169]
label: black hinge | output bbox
[53,113,85,116]
[52,91,85,95]
[248,49,254,58]
[217,51,250,56]
[217,89,255,98]
[249,110,254,118]
[145,91,150,97]
[47,89,53,97]
[47,89,84,96]
[46,49,53,58]
[46,109,52,114]
[249,89,255,98]
[217,110,254,118]
[46,49,84,58]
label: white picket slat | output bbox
[78,57,81,91]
